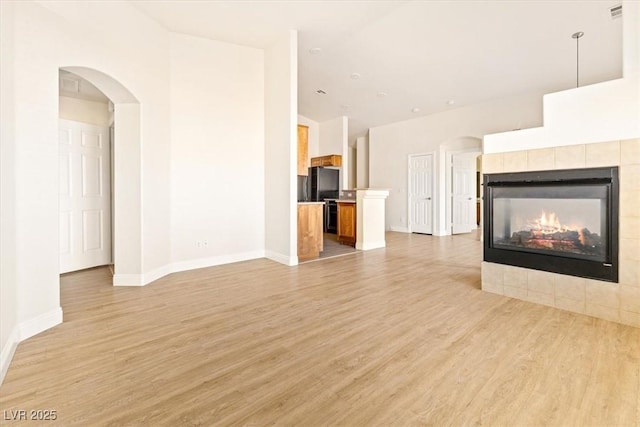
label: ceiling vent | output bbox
[609,4,622,20]
[60,77,80,93]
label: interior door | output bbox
[409,154,433,234]
[452,153,476,234]
[59,119,111,273]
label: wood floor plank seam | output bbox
[1,232,638,426]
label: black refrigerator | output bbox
[307,167,339,201]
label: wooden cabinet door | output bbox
[337,202,356,246]
[298,204,323,260]
[297,125,309,176]
[310,155,342,167]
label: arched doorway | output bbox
[59,70,112,273]
[59,66,141,286]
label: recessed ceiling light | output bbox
[446,100,455,105]
[411,107,420,113]
[350,73,361,80]
[377,91,388,98]
[315,89,327,95]
[309,47,322,55]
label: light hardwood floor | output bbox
[1,232,639,426]
[314,233,356,261]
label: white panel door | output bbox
[409,154,433,234]
[59,119,111,273]
[452,153,476,234]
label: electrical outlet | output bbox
[202,240,208,248]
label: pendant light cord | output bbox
[572,31,584,88]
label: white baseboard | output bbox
[113,273,144,286]
[114,251,267,287]
[19,307,63,341]
[1,307,64,385]
[265,251,297,266]
[0,327,19,385]
[389,226,410,233]
[171,250,266,274]
[356,240,386,251]
[143,264,173,285]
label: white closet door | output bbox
[59,119,111,273]
[451,153,476,234]
[409,154,434,234]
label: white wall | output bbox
[49,2,171,281]
[319,116,349,189]
[59,96,110,126]
[169,33,265,268]
[349,146,356,189]
[0,0,18,383]
[265,30,298,265]
[0,0,299,385]
[319,116,346,155]
[484,1,640,154]
[356,135,369,188]
[298,114,320,161]
[0,0,171,380]
[36,1,173,279]
[369,91,544,234]
[622,0,639,80]
[112,102,143,281]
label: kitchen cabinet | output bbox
[298,203,323,260]
[337,201,356,246]
[297,125,309,176]
[310,154,342,167]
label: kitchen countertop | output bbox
[297,201,325,205]
[324,199,356,203]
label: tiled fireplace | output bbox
[484,167,618,282]
[481,139,640,328]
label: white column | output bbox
[356,189,390,251]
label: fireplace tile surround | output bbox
[484,167,617,281]
[481,138,640,328]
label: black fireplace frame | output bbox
[483,167,618,282]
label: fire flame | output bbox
[525,210,586,238]
[539,211,561,230]
[531,210,571,234]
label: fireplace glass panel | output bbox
[491,185,607,262]
[484,167,618,282]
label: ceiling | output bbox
[131,1,623,141]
